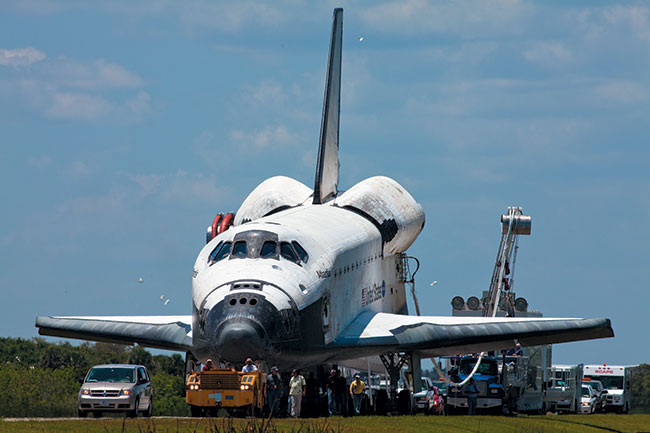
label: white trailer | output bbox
[583,364,633,414]
[544,364,583,414]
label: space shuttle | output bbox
[36,9,613,370]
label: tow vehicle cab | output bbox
[186,369,264,417]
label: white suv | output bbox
[78,364,153,418]
[580,384,597,414]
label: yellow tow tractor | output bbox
[186,368,265,417]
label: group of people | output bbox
[263,367,309,418]
[202,357,259,372]
[326,369,366,416]
[200,358,368,418]
[264,366,368,418]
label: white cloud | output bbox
[178,1,284,34]
[57,190,126,215]
[45,92,113,119]
[5,0,86,15]
[161,170,227,204]
[2,48,151,122]
[0,47,45,67]
[603,5,650,43]
[230,125,302,149]
[126,91,153,116]
[27,155,52,168]
[523,42,572,64]
[594,80,649,104]
[58,170,228,218]
[129,173,163,198]
[43,58,144,89]
[64,160,93,178]
[94,60,144,88]
[244,79,288,107]
[360,0,530,37]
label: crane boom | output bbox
[484,207,531,318]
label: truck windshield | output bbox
[585,375,624,390]
[86,367,135,383]
[587,382,602,392]
[459,359,498,376]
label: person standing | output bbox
[242,358,258,372]
[305,371,319,417]
[202,359,214,372]
[327,369,337,415]
[465,378,479,415]
[288,369,306,418]
[349,374,366,415]
[264,366,283,418]
[334,370,348,416]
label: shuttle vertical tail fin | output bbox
[313,8,343,204]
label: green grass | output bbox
[1,415,649,433]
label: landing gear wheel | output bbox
[92,411,103,418]
[78,410,87,418]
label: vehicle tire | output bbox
[127,398,140,418]
[190,405,203,417]
[78,409,87,418]
[143,398,153,417]
[92,411,103,418]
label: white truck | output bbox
[544,364,583,414]
[583,364,633,414]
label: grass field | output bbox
[2,415,649,433]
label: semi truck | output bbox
[186,369,265,417]
[445,355,504,414]
[583,364,633,414]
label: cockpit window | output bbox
[280,242,300,264]
[213,242,231,262]
[292,241,309,263]
[208,241,223,263]
[231,241,248,259]
[260,241,278,259]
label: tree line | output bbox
[1,336,649,416]
[0,337,189,417]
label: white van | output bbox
[583,364,632,414]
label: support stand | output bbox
[380,352,410,413]
[408,352,422,414]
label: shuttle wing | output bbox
[330,312,613,357]
[35,315,192,352]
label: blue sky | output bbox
[1,1,648,367]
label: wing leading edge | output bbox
[35,315,192,352]
[329,312,614,358]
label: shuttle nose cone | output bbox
[215,321,264,361]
